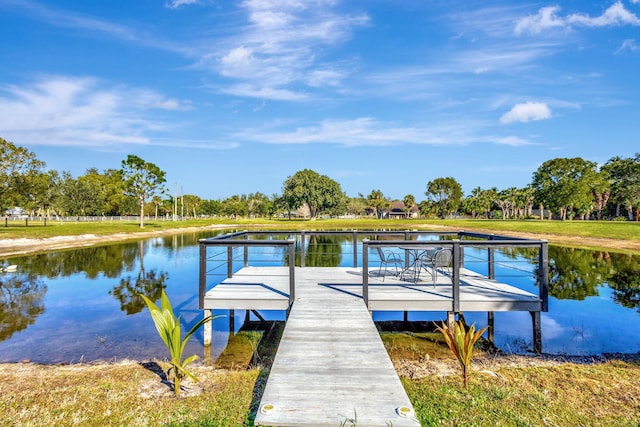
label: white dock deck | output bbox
[203,266,542,313]
[252,267,420,427]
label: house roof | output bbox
[389,201,419,213]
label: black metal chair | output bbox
[374,247,404,280]
[417,248,452,284]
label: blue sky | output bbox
[1,1,639,201]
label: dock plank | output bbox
[254,268,420,427]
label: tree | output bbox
[29,170,60,217]
[247,192,272,218]
[0,138,46,214]
[425,177,463,218]
[365,189,391,218]
[461,187,496,218]
[495,187,517,219]
[200,199,222,217]
[490,186,533,219]
[403,194,416,217]
[602,155,640,219]
[532,157,599,220]
[151,195,164,219]
[281,169,345,219]
[121,155,166,228]
[221,194,248,218]
[59,172,100,216]
[346,196,368,217]
[182,194,202,218]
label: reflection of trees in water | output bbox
[547,246,611,300]
[154,230,230,253]
[110,269,168,315]
[607,253,640,312]
[479,245,640,309]
[13,242,139,279]
[296,235,343,267]
[109,240,168,315]
[0,274,47,341]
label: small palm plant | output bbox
[435,320,488,388]
[140,290,220,396]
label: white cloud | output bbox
[220,46,256,78]
[495,136,534,146]
[203,1,369,100]
[6,1,193,55]
[306,69,344,87]
[0,76,189,147]
[515,6,566,35]
[515,2,640,35]
[615,38,639,53]
[220,84,308,101]
[568,2,640,27]
[500,102,552,124]
[231,117,519,148]
[165,0,200,9]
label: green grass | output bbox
[0,362,262,427]
[0,218,232,239]
[1,358,638,426]
[2,216,639,241]
[406,360,640,427]
[428,218,640,241]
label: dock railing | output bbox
[199,232,296,309]
[199,229,548,313]
[362,235,549,313]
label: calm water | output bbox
[0,230,639,363]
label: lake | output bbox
[0,229,639,363]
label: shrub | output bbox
[140,290,220,396]
[435,320,488,388]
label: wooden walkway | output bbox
[251,267,420,427]
[204,266,542,426]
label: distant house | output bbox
[384,201,419,219]
[5,207,27,218]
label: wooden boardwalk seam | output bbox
[253,267,421,427]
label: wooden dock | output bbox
[204,266,542,426]
[203,266,542,314]
[250,267,420,427]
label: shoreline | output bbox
[0,224,237,258]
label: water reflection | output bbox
[0,231,639,362]
[492,245,639,304]
[13,242,138,279]
[548,247,610,300]
[0,273,46,341]
[110,242,168,314]
[607,253,640,313]
[298,234,343,267]
[110,270,168,315]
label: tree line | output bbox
[2,137,640,222]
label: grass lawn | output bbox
[1,337,638,427]
[1,217,639,241]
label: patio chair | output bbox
[374,247,404,280]
[418,248,452,284]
